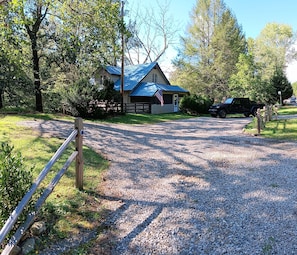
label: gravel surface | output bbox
[20,117,297,254]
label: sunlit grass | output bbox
[259,119,297,140]
[0,115,109,249]
[277,105,297,115]
[244,106,297,139]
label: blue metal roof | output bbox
[111,62,157,91]
[130,82,189,97]
[105,66,121,75]
[105,62,188,96]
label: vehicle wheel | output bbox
[218,109,226,118]
[211,114,217,118]
[252,108,258,117]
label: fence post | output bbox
[75,118,83,190]
[256,108,261,135]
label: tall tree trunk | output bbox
[32,37,43,112]
[26,26,43,112]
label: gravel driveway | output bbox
[21,117,297,254]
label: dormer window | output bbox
[152,73,158,83]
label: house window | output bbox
[100,75,107,85]
[152,73,158,83]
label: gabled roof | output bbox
[130,82,189,97]
[104,62,188,96]
[105,66,121,75]
[113,62,158,91]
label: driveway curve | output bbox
[21,117,297,254]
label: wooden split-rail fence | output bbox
[0,118,84,254]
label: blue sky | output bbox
[126,0,297,82]
[224,0,297,38]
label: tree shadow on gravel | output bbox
[20,118,297,254]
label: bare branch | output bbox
[125,0,181,64]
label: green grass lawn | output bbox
[245,106,297,140]
[277,105,297,115]
[0,114,109,251]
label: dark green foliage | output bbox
[0,142,34,240]
[63,78,120,119]
[99,79,121,103]
[270,68,293,104]
[0,50,33,109]
[180,95,213,115]
[63,78,101,118]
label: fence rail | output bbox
[0,118,84,254]
[256,105,278,134]
[124,103,151,113]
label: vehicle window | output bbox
[224,98,233,104]
[233,99,240,105]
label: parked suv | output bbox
[208,98,265,118]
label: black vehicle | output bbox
[208,98,265,118]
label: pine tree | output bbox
[173,0,246,101]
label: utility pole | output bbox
[120,0,125,113]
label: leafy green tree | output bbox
[229,51,273,103]
[211,9,246,97]
[99,80,121,103]
[0,0,56,112]
[0,47,32,109]
[46,0,123,112]
[172,0,245,101]
[0,0,124,113]
[270,68,293,104]
[254,23,295,81]
[292,81,297,96]
[62,78,100,118]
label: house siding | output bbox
[96,69,119,84]
[142,69,168,85]
[151,104,176,114]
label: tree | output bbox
[211,8,246,97]
[270,67,293,104]
[0,6,32,109]
[46,0,123,110]
[0,0,124,112]
[229,38,274,103]
[125,0,180,64]
[0,50,32,109]
[292,81,297,96]
[0,0,55,112]
[172,0,246,101]
[254,23,296,81]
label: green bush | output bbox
[0,142,34,241]
[62,78,120,119]
[180,95,213,114]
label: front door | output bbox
[173,94,179,112]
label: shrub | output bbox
[180,95,213,114]
[62,78,120,119]
[0,142,34,242]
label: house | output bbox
[96,62,189,114]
